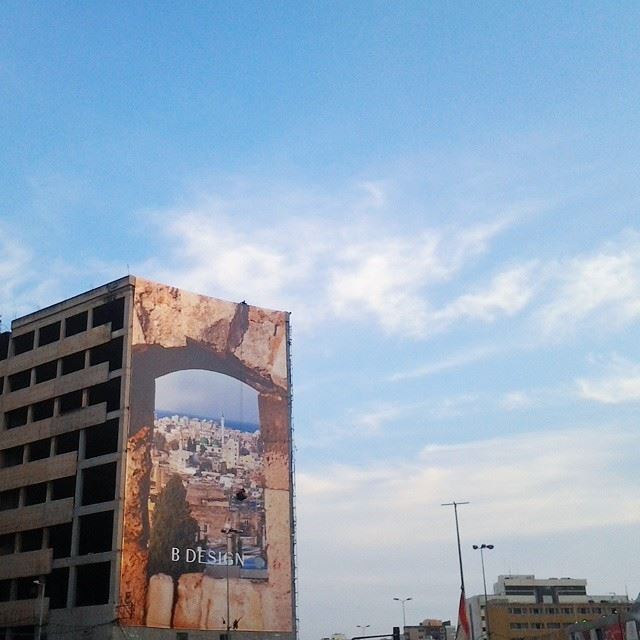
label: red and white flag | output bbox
[456,590,471,640]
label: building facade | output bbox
[0,277,296,640]
[467,576,630,640]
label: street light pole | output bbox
[472,544,494,640]
[357,624,371,636]
[393,597,413,630]
[33,579,45,640]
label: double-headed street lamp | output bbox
[393,597,413,630]
[357,624,371,636]
[472,544,494,640]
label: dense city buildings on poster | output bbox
[0,277,296,640]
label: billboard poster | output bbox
[120,279,294,633]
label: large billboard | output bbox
[119,279,294,633]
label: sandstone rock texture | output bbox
[120,279,294,633]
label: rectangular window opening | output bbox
[15,577,39,601]
[35,359,58,384]
[90,336,124,371]
[82,462,117,505]
[75,561,111,606]
[79,510,114,555]
[0,489,20,511]
[56,431,80,455]
[51,476,76,501]
[0,533,15,556]
[85,419,120,458]
[12,331,35,356]
[47,567,70,610]
[1,445,24,468]
[61,351,85,376]
[0,332,9,361]
[92,297,125,331]
[32,398,55,422]
[65,311,88,337]
[59,389,83,415]
[88,377,121,413]
[5,406,28,429]
[8,369,31,392]
[24,482,48,506]
[28,438,51,462]
[49,522,72,559]
[20,529,43,552]
[38,321,61,347]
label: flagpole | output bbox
[441,501,469,591]
[442,501,474,640]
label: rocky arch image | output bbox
[120,279,293,633]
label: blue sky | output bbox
[2,2,640,638]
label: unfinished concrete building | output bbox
[0,277,296,640]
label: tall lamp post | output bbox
[393,597,413,631]
[33,579,45,640]
[472,544,494,640]
[221,487,247,634]
[357,624,371,636]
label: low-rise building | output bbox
[467,576,631,640]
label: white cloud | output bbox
[140,186,518,338]
[433,265,535,326]
[500,390,534,410]
[577,356,640,404]
[297,426,640,553]
[537,233,640,338]
[389,346,497,381]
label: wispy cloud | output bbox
[536,232,640,339]
[297,425,640,551]
[389,346,497,381]
[577,355,640,404]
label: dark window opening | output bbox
[51,476,76,501]
[35,359,58,384]
[16,577,39,600]
[49,523,72,559]
[20,529,43,552]
[12,331,35,356]
[88,378,121,413]
[75,561,111,606]
[0,580,10,602]
[2,445,24,468]
[90,336,123,371]
[47,567,69,609]
[79,511,114,554]
[38,321,61,347]
[32,399,55,422]
[61,351,85,375]
[0,332,9,361]
[82,462,117,505]
[5,406,28,429]
[65,311,88,337]
[56,431,79,455]
[24,483,47,506]
[85,420,119,458]
[8,369,31,392]
[0,533,15,556]
[59,389,83,415]
[28,438,51,462]
[0,489,19,511]
[9,627,35,640]
[92,297,125,331]
[0,377,3,394]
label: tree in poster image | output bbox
[147,474,199,581]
